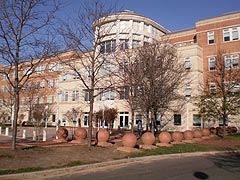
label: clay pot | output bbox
[172,131,183,142]
[202,128,210,136]
[97,129,110,142]
[56,127,68,140]
[141,132,155,145]
[122,133,137,148]
[183,130,193,140]
[75,127,87,140]
[209,127,217,135]
[193,129,202,138]
[159,131,171,143]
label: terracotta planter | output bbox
[183,130,193,140]
[158,131,171,143]
[75,127,87,140]
[97,129,110,142]
[209,127,217,135]
[202,128,210,136]
[141,132,155,145]
[172,131,183,142]
[122,133,137,148]
[193,129,202,138]
[56,127,68,140]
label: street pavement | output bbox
[1,151,240,180]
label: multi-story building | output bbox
[0,10,239,131]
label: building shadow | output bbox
[208,150,240,174]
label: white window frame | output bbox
[61,91,68,102]
[223,27,240,42]
[72,90,79,101]
[208,57,216,71]
[207,31,215,44]
[184,57,191,69]
[224,54,239,69]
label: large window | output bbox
[207,31,215,44]
[224,54,239,69]
[98,88,114,100]
[208,57,216,71]
[193,114,201,126]
[174,114,181,126]
[100,40,116,54]
[223,27,240,42]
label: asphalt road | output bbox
[51,153,240,180]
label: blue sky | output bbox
[60,0,240,32]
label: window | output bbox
[99,63,115,76]
[193,114,201,126]
[232,28,239,40]
[119,61,128,73]
[119,87,129,100]
[209,83,216,94]
[53,96,57,103]
[185,84,192,97]
[72,90,79,101]
[174,114,181,126]
[223,29,230,42]
[184,57,191,69]
[49,62,60,72]
[99,88,114,100]
[48,80,53,88]
[62,72,68,81]
[40,81,45,89]
[132,40,141,48]
[208,57,216,71]
[100,40,116,54]
[207,31,215,44]
[120,39,129,50]
[84,89,90,101]
[226,82,240,93]
[223,27,240,42]
[34,82,39,89]
[83,113,89,127]
[224,54,239,69]
[47,96,52,103]
[39,97,44,104]
[61,91,68,102]
[36,65,46,74]
[135,114,142,125]
[73,72,80,79]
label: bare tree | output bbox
[0,0,60,150]
[32,103,54,140]
[132,42,187,133]
[195,50,240,137]
[115,50,143,133]
[58,0,118,146]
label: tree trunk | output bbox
[87,89,94,147]
[12,90,19,150]
[131,110,135,133]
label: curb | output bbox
[0,151,234,180]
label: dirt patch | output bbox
[0,142,128,171]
